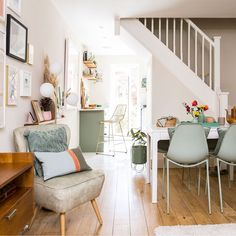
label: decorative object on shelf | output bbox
[6,64,18,106]
[19,70,32,97]
[40,82,79,119]
[7,0,21,16]
[31,100,44,122]
[226,106,236,124]
[43,55,61,87]
[27,43,34,65]
[183,100,208,123]
[0,0,5,22]
[128,128,147,172]
[156,116,177,127]
[26,111,35,124]
[6,14,27,62]
[83,51,88,61]
[40,97,53,121]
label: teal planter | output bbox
[132,145,147,164]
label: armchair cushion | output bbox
[34,147,92,181]
[24,126,68,152]
[34,170,105,213]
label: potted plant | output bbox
[40,97,53,121]
[128,129,147,166]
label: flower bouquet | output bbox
[183,100,208,123]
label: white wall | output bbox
[0,0,83,151]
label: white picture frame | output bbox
[7,0,21,16]
[20,70,31,97]
[6,64,18,106]
[27,43,34,65]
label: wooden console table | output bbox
[0,153,34,235]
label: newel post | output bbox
[213,36,221,92]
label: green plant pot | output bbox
[132,145,147,164]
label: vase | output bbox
[43,111,52,121]
[198,113,205,123]
[192,117,199,123]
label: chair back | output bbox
[13,124,71,152]
[218,125,236,162]
[110,104,127,122]
[167,124,208,164]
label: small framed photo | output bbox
[7,0,21,16]
[6,64,18,106]
[31,100,44,123]
[27,43,34,65]
[20,70,32,97]
[0,0,5,22]
[6,14,28,62]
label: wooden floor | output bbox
[27,152,236,236]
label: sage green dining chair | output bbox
[215,124,236,213]
[162,124,211,214]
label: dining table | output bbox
[146,125,233,203]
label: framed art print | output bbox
[6,14,28,62]
[6,64,18,106]
[31,100,44,122]
[0,0,5,22]
[20,70,32,97]
[7,0,21,16]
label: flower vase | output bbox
[192,117,199,123]
[198,113,205,123]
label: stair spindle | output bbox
[180,19,183,61]
[166,18,169,47]
[159,18,161,40]
[151,18,154,34]
[209,43,212,89]
[195,30,198,74]
[173,19,176,54]
[188,22,190,67]
[202,36,205,82]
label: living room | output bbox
[1,0,236,236]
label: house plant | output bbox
[183,100,208,123]
[40,97,53,120]
[128,129,147,167]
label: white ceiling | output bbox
[52,0,236,55]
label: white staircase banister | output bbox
[184,19,214,46]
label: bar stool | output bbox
[96,104,127,156]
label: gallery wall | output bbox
[0,0,83,151]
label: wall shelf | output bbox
[83,60,97,69]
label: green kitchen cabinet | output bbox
[79,109,104,152]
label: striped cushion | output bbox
[34,149,92,181]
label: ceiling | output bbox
[52,0,236,55]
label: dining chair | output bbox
[96,104,127,156]
[162,124,211,214]
[215,124,236,213]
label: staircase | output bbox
[119,18,229,122]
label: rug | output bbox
[154,223,236,236]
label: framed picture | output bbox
[31,100,44,122]
[0,0,5,22]
[19,70,31,97]
[6,64,18,106]
[7,0,21,16]
[27,43,34,65]
[6,14,28,62]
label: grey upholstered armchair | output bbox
[13,124,105,236]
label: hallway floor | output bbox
[27,151,236,236]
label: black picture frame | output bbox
[6,14,28,62]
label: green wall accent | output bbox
[79,110,104,152]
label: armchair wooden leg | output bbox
[91,199,103,225]
[60,213,66,236]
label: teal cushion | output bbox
[24,127,68,152]
[35,148,92,181]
